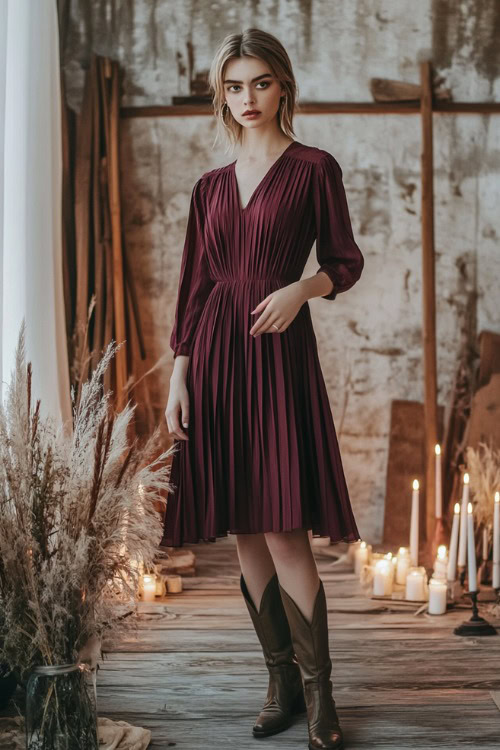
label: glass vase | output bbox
[25,663,98,750]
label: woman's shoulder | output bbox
[291,142,342,173]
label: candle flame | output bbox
[495,492,499,503]
[413,479,419,490]
[398,546,408,555]
[384,552,393,559]
[464,472,469,484]
[437,545,447,559]
[360,541,366,548]
[435,444,441,455]
[467,502,473,514]
[454,502,460,514]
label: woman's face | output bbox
[223,55,283,130]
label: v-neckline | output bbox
[231,140,297,212]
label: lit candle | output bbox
[405,566,426,601]
[141,574,157,602]
[457,472,469,567]
[373,559,393,596]
[396,547,410,584]
[410,480,419,566]
[348,540,362,565]
[354,541,370,575]
[435,444,442,518]
[493,492,500,590]
[433,544,448,580]
[166,574,183,593]
[447,503,460,582]
[466,502,477,593]
[428,577,447,615]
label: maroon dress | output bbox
[162,140,364,547]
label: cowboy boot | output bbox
[240,572,306,737]
[278,579,344,750]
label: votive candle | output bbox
[428,577,447,615]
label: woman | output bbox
[164,27,364,750]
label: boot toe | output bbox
[252,708,291,737]
[308,728,344,749]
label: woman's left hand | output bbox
[249,281,307,337]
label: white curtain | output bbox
[0,0,71,425]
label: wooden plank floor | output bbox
[97,536,500,749]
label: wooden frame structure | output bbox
[119,61,500,556]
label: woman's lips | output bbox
[243,111,261,119]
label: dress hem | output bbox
[160,526,361,548]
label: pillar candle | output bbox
[141,574,157,602]
[373,560,393,596]
[447,503,460,582]
[348,540,362,565]
[396,547,410,585]
[458,473,469,567]
[428,577,447,615]
[354,542,370,575]
[435,444,442,519]
[467,502,477,593]
[410,480,419,566]
[493,492,500,590]
[166,574,183,593]
[405,566,426,601]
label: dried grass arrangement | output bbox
[0,320,175,747]
[466,441,500,531]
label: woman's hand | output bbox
[165,372,190,441]
[249,281,307,336]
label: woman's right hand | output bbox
[165,356,190,441]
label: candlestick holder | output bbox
[453,590,498,636]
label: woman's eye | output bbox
[228,82,270,92]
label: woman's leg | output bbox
[235,532,276,610]
[264,528,344,749]
[264,528,320,623]
[235,532,305,738]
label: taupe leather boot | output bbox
[240,572,306,737]
[278,579,344,750]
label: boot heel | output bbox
[291,686,306,714]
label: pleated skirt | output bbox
[162,277,361,547]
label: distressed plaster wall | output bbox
[61,0,500,543]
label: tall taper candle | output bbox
[457,473,469,567]
[447,503,460,582]
[493,492,500,589]
[482,525,489,562]
[435,444,442,519]
[467,502,477,593]
[410,479,419,566]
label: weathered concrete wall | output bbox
[61,0,500,543]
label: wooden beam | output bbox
[419,60,439,552]
[107,59,128,411]
[120,101,500,118]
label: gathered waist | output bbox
[212,276,297,284]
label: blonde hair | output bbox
[208,28,299,154]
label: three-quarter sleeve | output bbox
[312,152,364,300]
[170,177,215,358]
